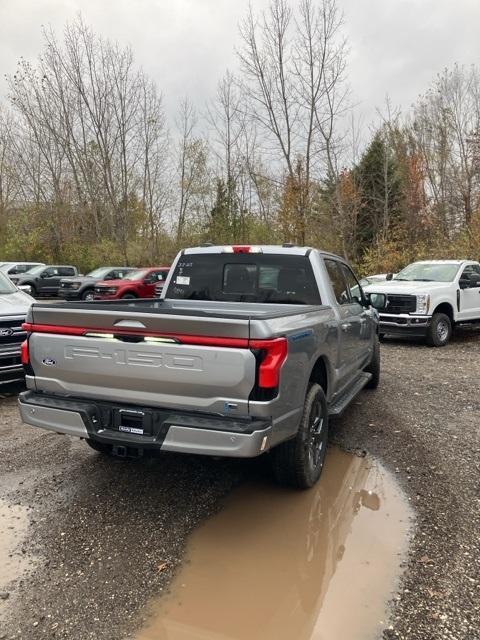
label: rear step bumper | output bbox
[18,391,272,458]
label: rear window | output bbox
[166,254,321,305]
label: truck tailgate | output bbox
[25,305,256,415]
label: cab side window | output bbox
[460,264,480,282]
[324,259,350,305]
[340,264,364,305]
[58,267,75,276]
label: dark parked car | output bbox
[59,267,136,301]
[10,265,79,297]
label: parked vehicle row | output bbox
[7,245,480,491]
[2,262,172,300]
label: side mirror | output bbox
[366,292,386,310]
[40,272,49,279]
[143,277,155,285]
[469,274,480,288]
[460,273,480,289]
[386,273,393,281]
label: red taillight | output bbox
[250,337,288,388]
[21,340,29,366]
[232,245,252,253]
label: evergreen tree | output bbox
[354,131,405,254]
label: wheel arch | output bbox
[308,354,331,398]
[432,301,455,323]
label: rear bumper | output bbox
[0,347,24,385]
[379,313,432,337]
[18,391,272,458]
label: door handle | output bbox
[341,322,351,331]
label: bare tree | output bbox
[175,98,211,242]
[412,65,480,231]
[238,0,348,243]
[8,17,171,262]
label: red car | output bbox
[93,267,170,300]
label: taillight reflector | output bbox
[250,337,288,388]
[21,340,29,366]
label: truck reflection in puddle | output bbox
[137,448,411,640]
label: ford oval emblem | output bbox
[0,328,14,337]
[42,357,56,367]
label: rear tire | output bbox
[271,383,328,489]
[426,312,452,347]
[364,335,380,389]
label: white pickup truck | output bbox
[363,260,480,346]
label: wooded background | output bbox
[1,0,479,274]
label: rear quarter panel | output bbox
[249,306,338,445]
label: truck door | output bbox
[458,264,480,320]
[39,267,61,295]
[339,263,373,363]
[324,259,369,386]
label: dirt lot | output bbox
[0,329,479,640]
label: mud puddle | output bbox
[0,497,32,619]
[137,448,411,640]
[0,499,30,587]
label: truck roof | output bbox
[183,244,345,261]
[413,259,477,265]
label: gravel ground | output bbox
[0,328,479,640]
[333,327,480,640]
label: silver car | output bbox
[0,272,34,385]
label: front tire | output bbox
[271,383,328,489]
[122,293,137,299]
[81,288,95,301]
[426,312,452,347]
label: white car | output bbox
[0,271,35,385]
[363,260,480,346]
[0,262,44,278]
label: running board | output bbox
[328,372,372,416]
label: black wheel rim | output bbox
[306,399,325,470]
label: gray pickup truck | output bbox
[18,245,384,488]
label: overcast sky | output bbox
[1,0,479,129]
